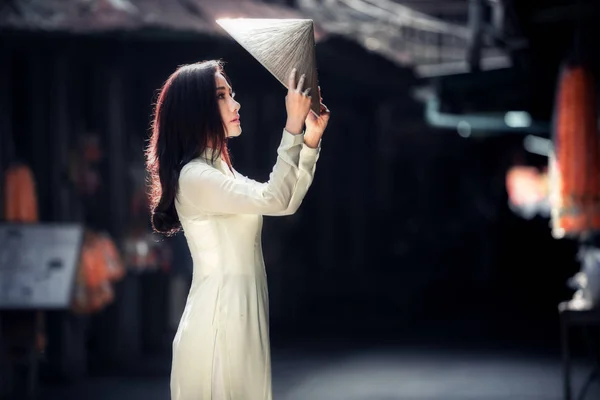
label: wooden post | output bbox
[0,39,12,399]
[50,48,71,221]
[106,65,127,242]
[0,42,11,220]
[27,48,49,221]
[104,53,141,370]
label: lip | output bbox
[231,117,240,123]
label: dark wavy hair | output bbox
[145,60,231,236]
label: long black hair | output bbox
[146,60,231,236]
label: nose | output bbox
[230,97,240,112]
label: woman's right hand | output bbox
[285,68,312,135]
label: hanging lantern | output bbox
[549,62,600,239]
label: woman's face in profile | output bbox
[215,72,242,137]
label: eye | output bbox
[217,92,226,100]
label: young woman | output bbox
[146,60,330,399]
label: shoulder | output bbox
[180,158,210,183]
[179,158,224,189]
[180,157,210,174]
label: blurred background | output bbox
[1,0,600,399]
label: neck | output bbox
[221,145,234,175]
[203,142,234,176]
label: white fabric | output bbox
[170,129,320,399]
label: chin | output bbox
[227,127,242,138]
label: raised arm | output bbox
[232,142,321,216]
[178,129,305,216]
[268,86,329,215]
[225,86,329,217]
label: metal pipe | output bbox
[425,96,549,134]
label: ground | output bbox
[37,337,599,400]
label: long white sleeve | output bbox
[233,142,320,216]
[177,129,319,217]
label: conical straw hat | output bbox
[216,18,320,115]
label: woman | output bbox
[145,60,330,399]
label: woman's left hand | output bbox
[304,88,330,148]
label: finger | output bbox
[303,87,312,96]
[296,74,306,93]
[288,68,297,92]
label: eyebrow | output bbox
[216,86,230,91]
